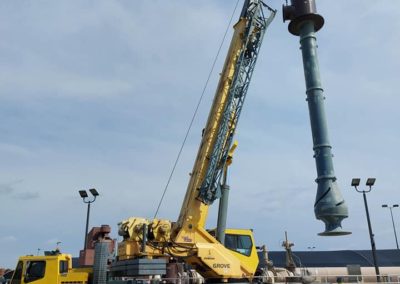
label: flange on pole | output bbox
[283,0,351,236]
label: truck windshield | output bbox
[24,261,46,283]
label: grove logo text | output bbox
[212,263,230,269]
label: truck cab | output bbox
[10,253,90,284]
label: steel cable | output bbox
[153,0,241,219]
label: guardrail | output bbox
[108,274,400,284]
[292,274,400,283]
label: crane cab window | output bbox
[24,261,46,283]
[224,234,252,256]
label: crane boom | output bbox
[117,1,276,280]
[175,0,275,232]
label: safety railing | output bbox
[107,274,400,284]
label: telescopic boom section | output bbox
[112,1,276,280]
[174,0,275,234]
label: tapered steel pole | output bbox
[389,207,399,249]
[353,179,380,283]
[79,189,98,250]
[362,192,380,281]
[84,202,91,249]
[383,205,399,250]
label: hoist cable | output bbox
[153,0,241,219]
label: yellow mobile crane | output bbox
[8,0,352,283]
[115,0,276,282]
[9,2,276,284]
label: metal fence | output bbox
[108,274,400,284]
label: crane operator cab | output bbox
[208,228,259,273]
[225,231,253,256]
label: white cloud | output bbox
[0,143,34,158]
[46,238,61,245]
[0,236,17,243]
[0,0,399,268]
[0,185,13,195]
[13,191,40,200]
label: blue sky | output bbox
[1,1,400,268]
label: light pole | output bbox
[351,178,380,282]
[79,188,99,250]
[382,204,399,249]
[307,246,316,251]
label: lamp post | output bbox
[79,188,99,250]
[351,178,380,282]
[382,204,399,249]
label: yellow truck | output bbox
[10,253,90,284]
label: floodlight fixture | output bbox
[351,178,360,187]
[89,188,99,197]
[78,188,100,250]
[351,177,380,279]
[366,178,376,187]
[79,190,88,198]
[382,203,400,250]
